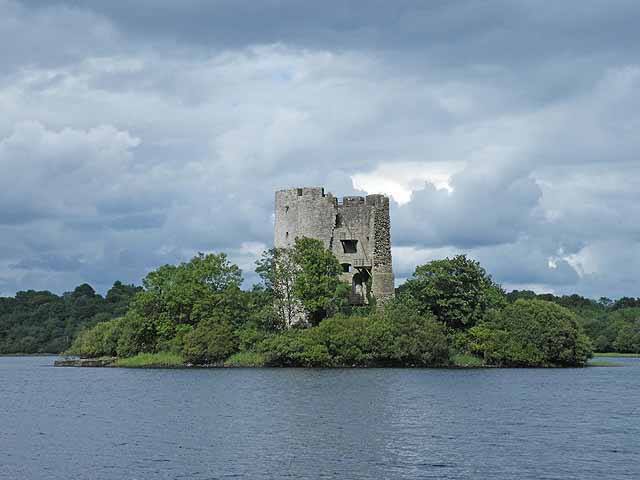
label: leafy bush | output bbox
[380,300,450,366]
[467,300,593,367]
[257,329,328,367]
[67,317,123,357]
[256,306,450,367]
[183,321,238,364]
[116,312,158,357]
[400,255,505,329]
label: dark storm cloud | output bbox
[20,1,640,63]
[1,0,639,297]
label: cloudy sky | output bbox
[1,0,639,298]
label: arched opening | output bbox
[352,268,371,304]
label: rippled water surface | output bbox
[1,356,639,479]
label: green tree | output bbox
[610,308,640,353]
[257,242,348,328]
[401,255,505,329]
[291,237,343,326]
[106,281,143,316]
[135,252,243,326]
[120,252,246,354]
[468,299,593,367]
[614,323,640,353]
[0,281,138,355]
[256,247,297,329]
[612,297,640,310]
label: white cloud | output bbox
[352,161,463,204]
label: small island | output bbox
[57,245,594,369]
[53,187,622,369]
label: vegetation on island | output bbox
[3,237,639,366]
[465,300,592,367]
[60,238,594,368]
[505,291,640,354]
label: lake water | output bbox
[1,357,639,480]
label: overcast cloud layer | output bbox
[1,0,639,298]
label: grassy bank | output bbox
[593,352,640,358]
[114,352,185,368]
[451,353,485,367]
[223,351,268,367]
[588,360,625,367]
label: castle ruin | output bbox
[274,187,394,307]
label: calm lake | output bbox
[1,356,639,480]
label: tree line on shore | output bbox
[1,238,639,365]
[0,282,140,354]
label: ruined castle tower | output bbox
[274,187,394,306]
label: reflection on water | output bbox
[1,357,639,479]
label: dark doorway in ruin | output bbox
[351,268,371,304]
[341,239,358,253]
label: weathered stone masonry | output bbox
[274,187,394,306]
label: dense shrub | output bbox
[67,318,122,357]
[183,321,238,364]
[256,304,450,367]
[115,312,158,357]
[467,300,593,367]
[381,300,450,366]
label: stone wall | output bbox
[370,195,395,305]
[274,187,336,250]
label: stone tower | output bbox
[274,187,394,306]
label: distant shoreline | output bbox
[52,355,632,369]
[3,352,635,365]
[0,353,58,357]
[592,352,640,358]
